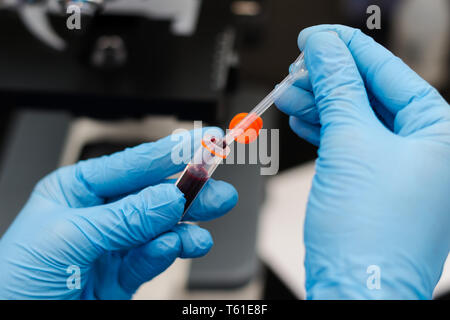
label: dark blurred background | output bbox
[0,0,449,171]
[0,0,448,299]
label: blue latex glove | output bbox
[276,25,450,299]
[0,128,238,299]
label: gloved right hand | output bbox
[276,25,450,299]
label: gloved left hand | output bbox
[0,127,238,299]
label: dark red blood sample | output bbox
[177,165,209,212]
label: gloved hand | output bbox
[276,25,450,299]
[0,128,238,299]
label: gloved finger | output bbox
[105,178,179,203]
[275,84,319,124]
[183,179,238,222]
[289,64,313,91]
[74,184,185,256]
[106,178,238,222]
[52,127,223,207]
[172,223,213,258]
[118,232,181,295]
[369,93,395,132]
[117,224,213,294]
[298,25,449,135]
[289,116,320,146]
[301,31,381,134]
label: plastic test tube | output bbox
[176,53,307,214]
[176,134,231,213]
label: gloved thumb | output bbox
[72,184,185,258]
[301,31,381,137]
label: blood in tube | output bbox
[177,164,209,211]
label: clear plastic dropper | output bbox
[224,52,307,145]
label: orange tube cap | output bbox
[229,113,263,144]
